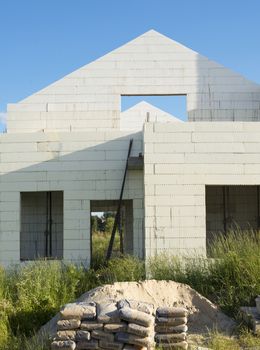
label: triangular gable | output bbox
[7,30,260,132]
[120,101,182,131]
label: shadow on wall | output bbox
[0,132,144,264]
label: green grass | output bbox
[0,255,145,349]
[149,229,260,317]
[204,328,260,350]
[91,230,121,269]
[0,333,51,350]
[1,229,260,349]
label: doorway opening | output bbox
[90,200,133,268]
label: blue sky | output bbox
[1,0,260,131]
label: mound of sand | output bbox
[41,280,236,337]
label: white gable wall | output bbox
[7,30,260,133]
[120,101,182,131]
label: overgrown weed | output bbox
[1,229,260,348]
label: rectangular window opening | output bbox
[20,191,63,261]
[206,185,260,255]
[121,95,187,121]
[90,200,133,268]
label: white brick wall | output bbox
[0,130,144,266]
[6,30,260,133]
[144,122,260,257]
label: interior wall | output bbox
[20,191,63,260]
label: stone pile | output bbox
[51,299,156,349]
[155,307,188,349]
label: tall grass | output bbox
[207,229,260,315]
[0,255,145,349]
[0,333,51,350]
[91,231,121,269]
[0,229,260,348]
[5,261,87,335]
[206,328,260,350]
[149,229,260,317]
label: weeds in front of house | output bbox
[91,230,121,269]
[1,229,260,348]
[149,229,260,317]
[0,255,145,349]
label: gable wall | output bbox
[120,102,181,130]
[7,31,260,133]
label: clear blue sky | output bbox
[1,0,260,131]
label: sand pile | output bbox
[41,280,236,338]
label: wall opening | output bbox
[121,95,187,121]
[20,191,63,260]
[206,185,260,249]
[90,200,133,268]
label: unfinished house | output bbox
[1,30,260,266]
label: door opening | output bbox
[90,200,133,268]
